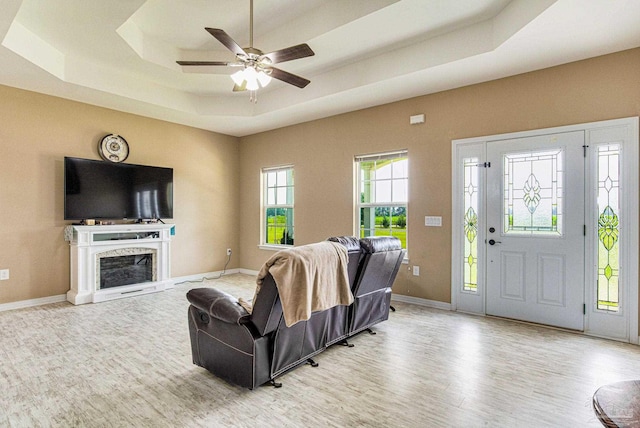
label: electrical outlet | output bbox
[0,269,9,280]
[412,266,420,276]
[226,248,232,256]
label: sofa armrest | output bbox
[187,288,250,325]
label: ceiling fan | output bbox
[176,0,315,102]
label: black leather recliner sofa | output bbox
[186,236,405,389]
[348,236,405,335]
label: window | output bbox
[596,144,620,312]
[503,149,563,236]
[262,166,294,246]
[356,150,408,249]
[463,157,479,292]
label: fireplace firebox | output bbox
[99,253,154,289]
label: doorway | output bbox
[451,118,639,342]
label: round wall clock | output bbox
[98,134,129,163]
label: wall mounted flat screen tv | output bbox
[64,157,173,220]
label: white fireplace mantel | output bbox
[65,223,174,304]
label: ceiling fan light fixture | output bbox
[243,66,259,90]
[230,69,246,86]
[256,70,272,87]
[230,66,271,91]
[245,78,259,91]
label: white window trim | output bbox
[260,165,294,248]
[354,150,409,257]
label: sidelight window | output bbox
[596,144,620,312]
[463,157,479,292]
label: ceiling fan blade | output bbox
[176,61,231,66]
[261,44,314,64]
[206,28,247,56]
[268,67,311,88]
[233,81,247,92]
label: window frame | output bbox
[260,165,295,249]
[355,150,408,254]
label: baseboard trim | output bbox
[1,271,447,313]
[1,270,254,312]
[391,293,451,311]
[0,294,67,313]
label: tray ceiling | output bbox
[1,0,639,136]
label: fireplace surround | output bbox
[65,224,174,304]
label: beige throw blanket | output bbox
[255,241,353,327]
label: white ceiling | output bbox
[1,0,639,137]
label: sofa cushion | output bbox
[360,236,402,253]
[327,235,361,252]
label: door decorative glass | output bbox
[463,158,479,292]
[596,144,620,312]
[503,149,563,235]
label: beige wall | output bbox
[1,48,638,306]
[238,48,640,303]
[0,85,240,304]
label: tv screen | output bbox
[64,157,173,220]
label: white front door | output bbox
[485,131,585,330]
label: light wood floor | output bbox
[1,273,638,427]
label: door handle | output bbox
[488,239,502,245]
